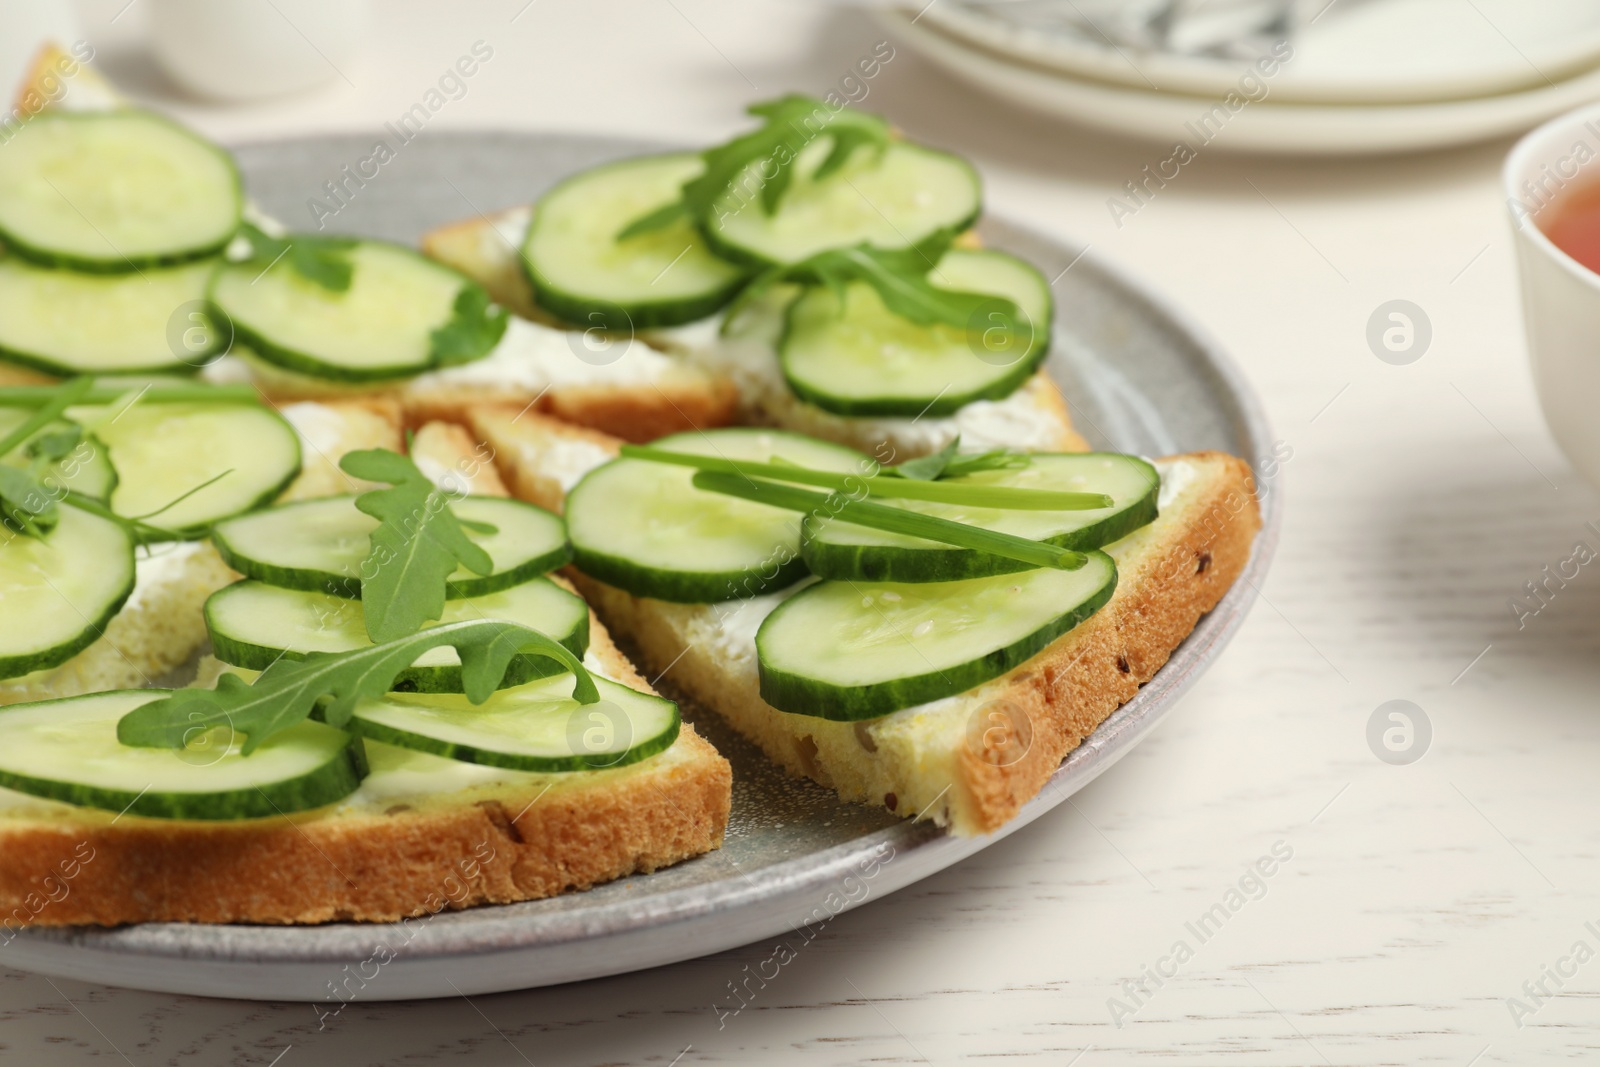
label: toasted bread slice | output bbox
[0,364,54,388]
[0,399,404,705]
[471,413,1260,835]
[420,208,1088,458]
[0,617,731,926]
[276,396,404,500]
[10,42,118,118]
[397,351,739,444]
[408,420,509,496]
[421,207,549,326]
[469,406,634,513]
[200,325,741,444]
[0,426,731,926]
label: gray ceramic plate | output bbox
[6,133,1280,1003]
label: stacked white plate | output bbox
[879,0,1600,155]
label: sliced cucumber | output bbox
[756,554,1117,720]
[0,110,241,271]
[701,139,980,268]
[566,428,866,603]
[0,411,116,500]
[524,153,748,330]
[0,257,221,375]
[0,690,366,819]
[74,398,302,538]
[350,673,678,772]
[209,240,493,382]
[780,249,1051,418]
[206,578,591,693]
[804,454,1158,582]
[212,494,569,598]
[0,504,135,680]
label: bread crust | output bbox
[275,397,405,502]
[419,209,552,326]
[400,376,740,443]
[408,420,509,496]
[1021,373,1091,453]
[0,407,731,927]
[952,451,1259,831]
[0,622,731,927]
[0,364,56,388]
[570,451,1256,834]
[467,406,621,513]
[472,411,1260,834]
[418,213,1099,452]
[11,42,117,116]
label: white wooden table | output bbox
[7,1,1597,1063]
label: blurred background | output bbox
[6,1,1600,1063]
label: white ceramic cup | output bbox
[147,0,367,102]
[1505,101,1600,491]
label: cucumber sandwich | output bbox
[471,412,1259,835]
[421,94,1086,457]
[0,418,729,924]
[0,58,730,444]
[0,52,730,927]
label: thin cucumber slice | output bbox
[0,110,242,271]
[756,554,1117,720]
[209,240,492,382]
[0,411,116,500]
[803,454,1158,582]
[0,257,221,375]
[701,139,980,268]
[0,504,135,680]
[206,578,591,693]
[212,494,570,598]
[0,691,366,820]
[350,674,678,772]
[75,399,302,538]
[523,153,748,329]
[780,249,1052,418]
[566,428,867,603]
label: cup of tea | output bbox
[1506,103,1600,491]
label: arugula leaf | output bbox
[429,285,509,366]
[703,95,889,218]
[893,437,960,481]
[724,244,1026,342]
[939,449,1032,480]
[339,448,496,644]
[0,377,94,539]
[24,425,82,464]
[0,465,57,536]
[624,94,890,237]
[235,222,357,292]
[886,436,1032,481]
[116,620,598,754]
[813,245,1020,329]
[0,377,92,459]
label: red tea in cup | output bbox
[1542,181,1600,274]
